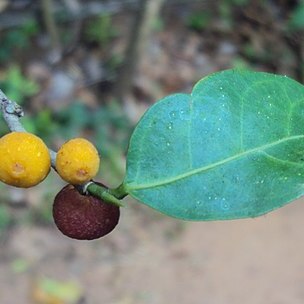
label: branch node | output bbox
[81,181,95,195]
[5,101,24,117]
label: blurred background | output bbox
[0,0,304,303]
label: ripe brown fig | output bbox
[53,184,120,240]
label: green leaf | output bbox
[123,69,304,220]
[37,278,82,302]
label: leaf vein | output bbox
[127,134,304,191]
[260,151,304,167]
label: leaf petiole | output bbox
[87,182,126,207]
[108,183,129,199]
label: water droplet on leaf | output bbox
[169,111,178,119]
[196,200,202,206]
[179,109,191,121]
[221,199,230,211]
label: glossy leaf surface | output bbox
[124,70,304,220]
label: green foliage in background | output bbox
[53,100,132,155]
[289,3,304,30]
[33,278,82,303]
[0,19,38,63]
[0,65,39,105]
[186,11,212,31]
[0,204,11,232]
[22,110,56,140]
[84,14,119,47]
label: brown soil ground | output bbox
[1,195,304,304]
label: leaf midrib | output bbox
[126,134,304,191]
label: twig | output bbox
[41,0,62,63]
[114,0,148,101]
[0,90,25,132]
[115,0,164,101]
